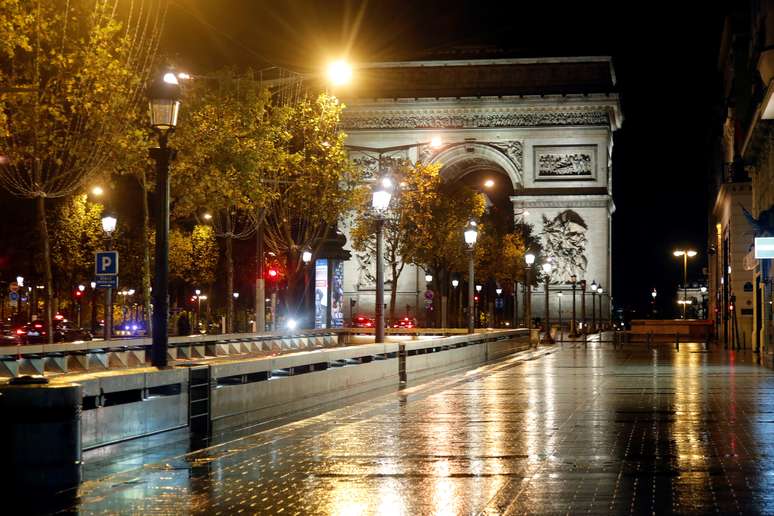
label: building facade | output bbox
[337,56,622,327]
[710,2,774,354]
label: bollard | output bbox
[0,376,82,493]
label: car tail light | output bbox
[15,329,25,335]
[34,323,43,329]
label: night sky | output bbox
[163,1,723,314]
[0,1,723,315]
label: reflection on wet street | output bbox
[66,340,774,514]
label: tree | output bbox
[0,0,165,340]
[173,73,278,332]
[262,93,359,316]
[49,194,103,305]
[351,160,438,321]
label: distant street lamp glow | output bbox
[203,212,213,220]
[525,253,536,266]
[162,72,179,85]
[302,248,312,264]
[476,284,482,293]
[425,274,433,283]
[496,287,503,296]
[91,186,104,196]
[452,279,459,288]
[464,220,478,246]
[542,262,552,274]
[78,284,85,292]
[430,135,443,148]
[287,318,298,330]
[484,179,495,188]
[326,59,352,86]
[233,292,240,299]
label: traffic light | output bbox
[74,290,83,299]
[268,268,278,279]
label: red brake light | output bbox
[34,323,43,329]
[15,329,25,335]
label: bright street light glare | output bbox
[91,186,104,196]
[525,253,535,265]
[287,319,298,330]
[326,59,352,86]
[163,72,179,85]
[673,250,685,257]
[484,179,495,188]
[430,135,442,148]
[381,177,393,189]
[203,213,213,220]
[177,72,191,80]
[687,250,698,257]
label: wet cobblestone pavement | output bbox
[61,339,774,514]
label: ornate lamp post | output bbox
[372,176,393,343]
[569,274,578,337]
[525,253,535,331]
[591,280,597,333]
[541,262,554,344]
[596,286,604,329]
[148,71,181,368]
[451,278,460,327]
[464,221,478,334]
[101,214,117,341]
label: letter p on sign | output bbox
[95,251,119,275]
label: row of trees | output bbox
[0,1,539,334]
[350,159,541,323]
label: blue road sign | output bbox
[95,275,118,289]
[95,251,119,275]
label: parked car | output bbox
[391,316,417,329]
[24,320,93,343]
[1,322,27,345]
[114,320,147,337]
[351,314,375,328]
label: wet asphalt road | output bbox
[62,338,774,515]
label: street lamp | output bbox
[569,274,578,337]
[326,59,353,86]
[673,249,697,319]
[372,175,392,343]
[597,286,604,329]
[302,247,313,328]
[100,214,117,340]
[525,253,535,332]
[495,287,503,296]
[464,220,478,334]
[148,71,182,368]
[425,273,433,283]
[475,284,483,293]
[590,280,598,333]
[541,262,554,343]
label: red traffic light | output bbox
[74,290,83,297]
[268,269,278,278]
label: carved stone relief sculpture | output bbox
[541,210,588,284]
[534,145,596,181]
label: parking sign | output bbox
[95,251,119,275]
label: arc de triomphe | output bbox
[337,56,623,325]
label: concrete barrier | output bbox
[4,329,529,451]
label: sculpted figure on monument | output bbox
[541,210,588,283]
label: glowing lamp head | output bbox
[90,281,96,289]
[597,287,603,294]
[233,292,240,299]
[673,250,685,257]
[195,289,201,296]
[590,280,597,291]
[372,177,392,212]
[101,215,117,235]
[464,220,478,247]
[484,179,495,188]
[286,318,298,331]
[687,250,698,257]
[542,262,552,274]
[302,248,313,264]
[475,284,482,292]
[326,59,352,86]
[203,213,213,221]
[700,286,707,293]
[425,274,433,283]
[78,284,85,292]
[430,135,442,148]
[451,279,459,288]
[495,287,503,296]
[148,71,182,131]
[525,253,535,266]
[91,186,104,196]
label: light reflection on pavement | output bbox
[61,339,774,515]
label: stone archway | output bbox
[427,142,523,190]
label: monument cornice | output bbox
[341,101,621,131]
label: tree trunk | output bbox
[255,223,265,333]
[37,196,54,343]
[389,263,399,321]
[140,172,152,334]
[225,234,234,333]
